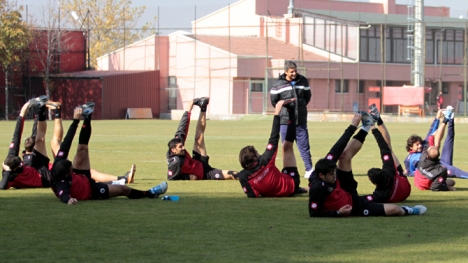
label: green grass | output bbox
[2,118,468,262]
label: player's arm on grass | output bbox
[0,170,11,190]
[429,169,450,191]
[238,174,258,198]
[52,180,74,204]
[308,184,341,217]
[167,156,182,180]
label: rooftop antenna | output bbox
[288,0,294,14]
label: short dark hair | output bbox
[284,60,297,71]
[314,158,337,177]
[53,159,72,180]
[239,145,258,169]
[406,134,422,152]
[168,138,184,152]
[367,168,389,188]
[4,156,21,170]
[24,137,35,152]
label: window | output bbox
[169,76,177,86]
[250,82,263,92]
[360,26,414,64]
[335,80,349,93]
[168,76,177,110]
[358,80,365,94]
[303,16,356,59]
[442,83,449,94]
[434,29,465,65]
[251,79,264,92]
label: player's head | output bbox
[24,136,36,152]
[406,134,422,152]
[239,145,259,169]
[367,168,389,188]
[168,138,185,155]
[4,156,22,172]
[427,146,440,161]
[53,159,73,179]
[284,60,297,81]
[315,158,337,183]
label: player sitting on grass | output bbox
[308,112,426,217]
[2,96,56,189]
[405,106,468,180]
[237,99,308,197]
[413,107,458,191]
[2,98,134,189]
[364,104,411,203]
[166,97,237,180]
[50,104,167,205]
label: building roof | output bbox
[190,35,328,61]
[49,70,153,79]
[298,9,468,29]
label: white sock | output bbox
[361,125,371,133]
[111,179,126,185]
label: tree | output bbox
[31,0,76,118]
[59,0,156,69]
[0,0,31,120]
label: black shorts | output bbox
[351,195,386,216]
[192,151,224,180]
[336,169,386,216]
[281,167,301,193]
[31,149,51,187]
[73,168,110,200]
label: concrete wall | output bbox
[193,0,261,36]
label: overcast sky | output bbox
[17,0,468,35]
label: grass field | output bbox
[2,117,468,262]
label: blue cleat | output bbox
[368,103,380,122]
[357,111,374,127]
[28,95,49,109]
[78,102,95,117]
[403,205,427,215]
[149,182,168,197]
[443,105,454,121]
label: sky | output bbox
[16,0,468,35]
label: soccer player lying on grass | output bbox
[414,108,457,191]
[2,98,134,190]
[237,99,308,197]
[51,104,167,205]
[364,104,411,203]
[166,97,237,180]
[1,96,57,190]
[308,112,426,217]
[405,106,467,180]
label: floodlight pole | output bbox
[464,19,467,116]
[72,9,91,70]
[87,9,90,70]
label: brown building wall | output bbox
[51,78,103,120]
[102,71,160,119]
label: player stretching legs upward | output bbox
[51,104,167,205]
